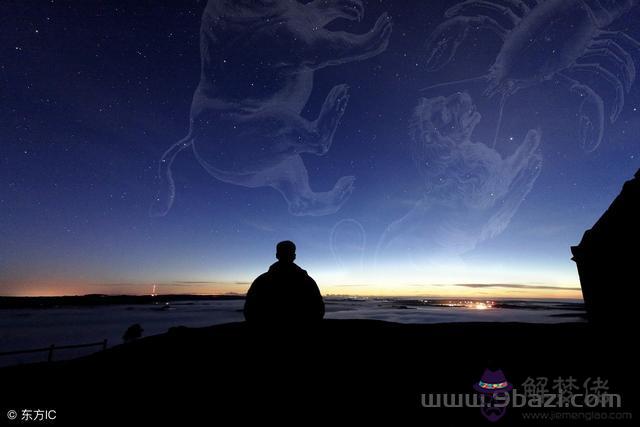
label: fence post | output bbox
[47,344,55,362]
[102,339,108,351]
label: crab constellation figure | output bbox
[424,0,640,152]
[150,0,392,217]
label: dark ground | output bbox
[1,320,637,425]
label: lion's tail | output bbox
[149,132,194,218]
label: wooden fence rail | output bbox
[0,339,108,362]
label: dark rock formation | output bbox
[572,169,640,324]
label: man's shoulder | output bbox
[259,262,314,281]
[294,265,316,282]
[298,268,317,284]
[251,271,273,285]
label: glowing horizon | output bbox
[0,276,583,300]
[0,254,583,299]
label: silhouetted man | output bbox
[244,241,325,323]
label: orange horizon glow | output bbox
[0,279,583,300]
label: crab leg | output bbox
[559,73,605,153]
[580,42,635,92]
[596,30,640,52]
[569,63,625,122]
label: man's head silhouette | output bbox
[276,240,296,264]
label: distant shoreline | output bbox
[0,294,584,309]
[0,294,244,309]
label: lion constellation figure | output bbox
[376,92,543,266]
[150,0,393,217]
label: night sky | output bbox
[2,0,639,298]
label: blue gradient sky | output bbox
[1,0,639,298]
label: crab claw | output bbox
[425,18,470,71]
[570,83,605,153]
